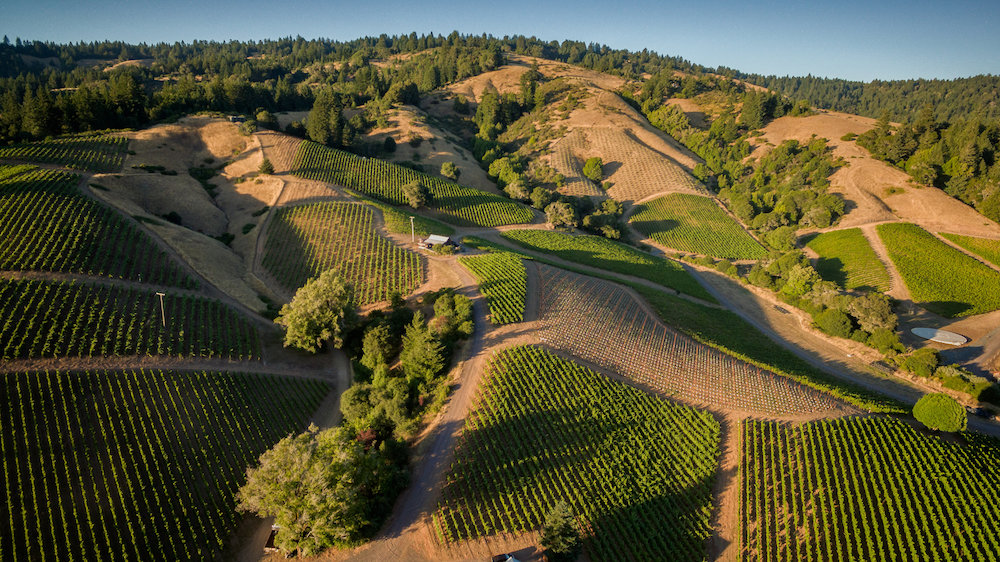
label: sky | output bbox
[4,0,999,81]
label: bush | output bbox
[814,308,852,338]
[582,156,603,182]
[912,393,967,432]
[258,158,274,175]
[900,348,940,378]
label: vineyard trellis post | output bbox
[155,292,166,327]
[410,215,415,244]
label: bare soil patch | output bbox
[760,112,1000,237]
[366,105,501,194]
[93,173,228,236]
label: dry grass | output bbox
[760,111,1000,238]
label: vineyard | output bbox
[0,165,196,288]
[500,229,714,302]
[940,232,1000,269]
[292,141,534,227]
[0,369,330,561]
[458,252,527,324]
[805,228,891,291]
[877,223,1000,317]
[434,345,719,562]
[261,201,423,303]
[547,132,605,197]
[742,416,1000,562]
[0,278,261,360]
[630,193,767,260]
[345,189,455,237]
[536,266,847,415]
[0,132,128,172]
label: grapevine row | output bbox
[0,369,330,562]
[0,278,260,360]
[535,265,846,415]
[261,201,423,303]
[434,345,719,561]
[0,165,196,288]
[742,416,1000,562]
[0,132,128,173]
[458,252,526,324]
[292,140,534,227]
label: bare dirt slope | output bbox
[445,54,625,102]
[760,111,1000,237]
[365,105,501,194]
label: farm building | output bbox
[419,234,459,251]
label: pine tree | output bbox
[540,501,581,562]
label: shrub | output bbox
[814,308,852,338]
[912,393,967,432]
[582,156,603,182]
[258,158,274,175]
[900,348,940,378]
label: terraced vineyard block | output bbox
[877,223,1000,317]
[435,345,718,561]
[805,228,890,291]
[631,193,767,260]
[262,201,423,303]
[293,141,533,227]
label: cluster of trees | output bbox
[746,250,904,355]
[236,423,408,554]
[739,72,1000,123]
[856,110,1000,223]
[264,280,474,555]
[720,138,845,241]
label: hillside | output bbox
[3,33,1000,562]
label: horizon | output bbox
[5,0,999,82]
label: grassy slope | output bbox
[805,228,891,291]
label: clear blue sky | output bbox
[5,0,999,81]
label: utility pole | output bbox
[410,216,415,244]
[155,292,166,327]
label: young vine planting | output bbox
[940,232,1000,269]
[0,165,196,287]
[742,416,1000,562]
[630,193,767,260]
[0,369,329,562]
[877,222,1000,317]
[500,229,714,302]
[261,201,423,303]
[458,252,526,324]
[434,345,719,562]
[536,265,847,415]
[0,278,260,360]
[0,132,128,172]
[805,227,891,291]
[292,140,534,227]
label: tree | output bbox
[545,201,577,228]
[530,187,554,210]
[440,161,460,181]
[399,312,444,385]
[258,158,274,175]
[539,501,581,562]
[582,156,603,182]
[236,424,408,556]
[913,393,967,432]
[901,348,940,378]
[402,180,430,208]
[275,271,355,353]
[847,293,896,333]
[361,324,393,371]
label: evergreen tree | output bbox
[539,501,581,562]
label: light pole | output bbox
[409,216,415,244]
[155,292,166,327]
